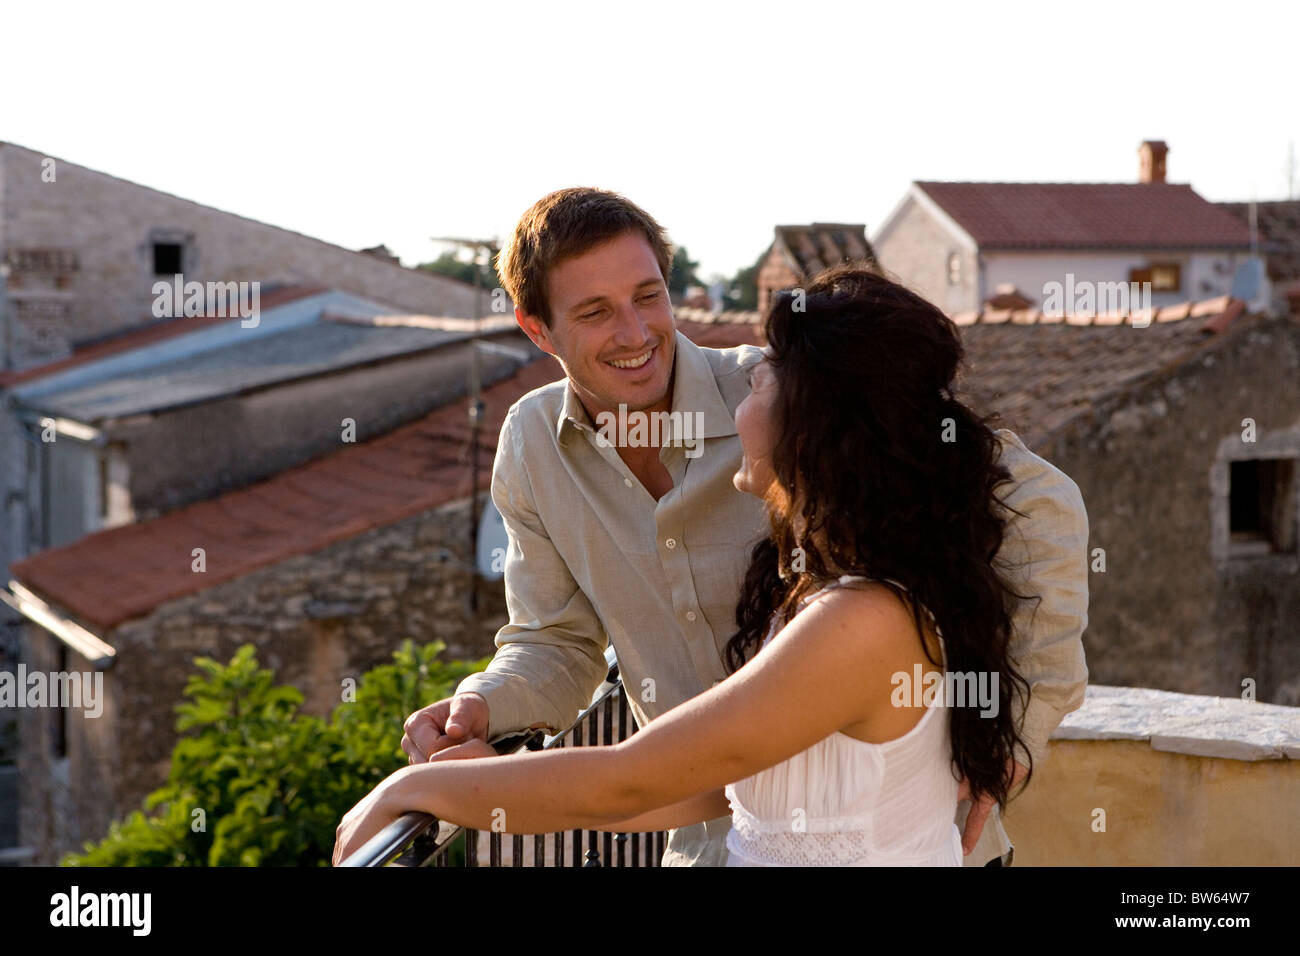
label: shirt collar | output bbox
[555,329,738,445]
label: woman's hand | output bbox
[332,767,414,866]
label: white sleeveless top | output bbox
[724,575,964,866]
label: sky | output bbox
[3,0,1297,281]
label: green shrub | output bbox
[62,640,488,866]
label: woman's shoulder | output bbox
[796,576,943,666]
[795,577,919,640]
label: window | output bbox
[1229,458,1297,554]
[153,241,183,276]
[53,643,68,760]
[1129,262,1181,292]
[947,252,961,286]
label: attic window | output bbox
[1130,262,1181,292]
[1229,458,1297,554]
[947,252,961,286]
[153,242,183,276]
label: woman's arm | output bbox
[589,788,731,833]
[370,582,920,834]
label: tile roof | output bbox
[916,182,1254,250]
[772,223,876,276]
[956,298,1252,446]
[7,319,764,633]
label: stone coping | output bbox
[1053,685,1300,761]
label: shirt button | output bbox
[624,478,633,487]
[686,610,697,622]
[665,538,677,549]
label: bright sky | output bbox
[3,1,1296,281]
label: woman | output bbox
[333,265,1034,866]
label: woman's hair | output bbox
[723,264,1036,809]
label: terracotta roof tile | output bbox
[916,182,1253,250]
[956,297,1251,447]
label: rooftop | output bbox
[5,288,519,423]
[769,223,876,276]
[913,181,1254,250]
[5,318,761,633]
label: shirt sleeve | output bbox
[454,406,612,740]
[992,431,1091,770]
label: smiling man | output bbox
[399,186,1090,867]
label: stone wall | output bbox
[18,494,508,864]
[1037,315,1300,704]
[1003,685,1299,865]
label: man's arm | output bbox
[453,405,611,740]
[993,430,1090,770]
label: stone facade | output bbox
[17,495,508,865]
[1032,315,1300,705]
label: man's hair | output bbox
[496,187,674,327]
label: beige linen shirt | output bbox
[455,329,1089,867]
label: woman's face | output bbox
[733,354,780,498]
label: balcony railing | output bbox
[340,646,667,867]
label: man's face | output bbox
[517,230,677,418]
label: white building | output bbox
[871,141,1271,317]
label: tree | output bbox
[668,245,702,299]
[416,251,491,288]
[722,251,764,312]
[62,641,489,867]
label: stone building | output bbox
[0,141,484,373]
[871,141,1271,316]
[0,141,499,690]
[754,223,876,315]
[953,297,1300,707]
[3,317,761,864]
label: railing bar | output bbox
[574,723,585,868]
[602,695,614,864]
[347,647,682,868]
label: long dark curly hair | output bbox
[723,264,1036,808]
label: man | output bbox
[401,186,1089,866]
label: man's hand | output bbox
[958,758,1029,856]
[402,693,491,764]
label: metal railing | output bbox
[340,647,667,867]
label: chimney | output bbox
[1138,140,1168,183]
